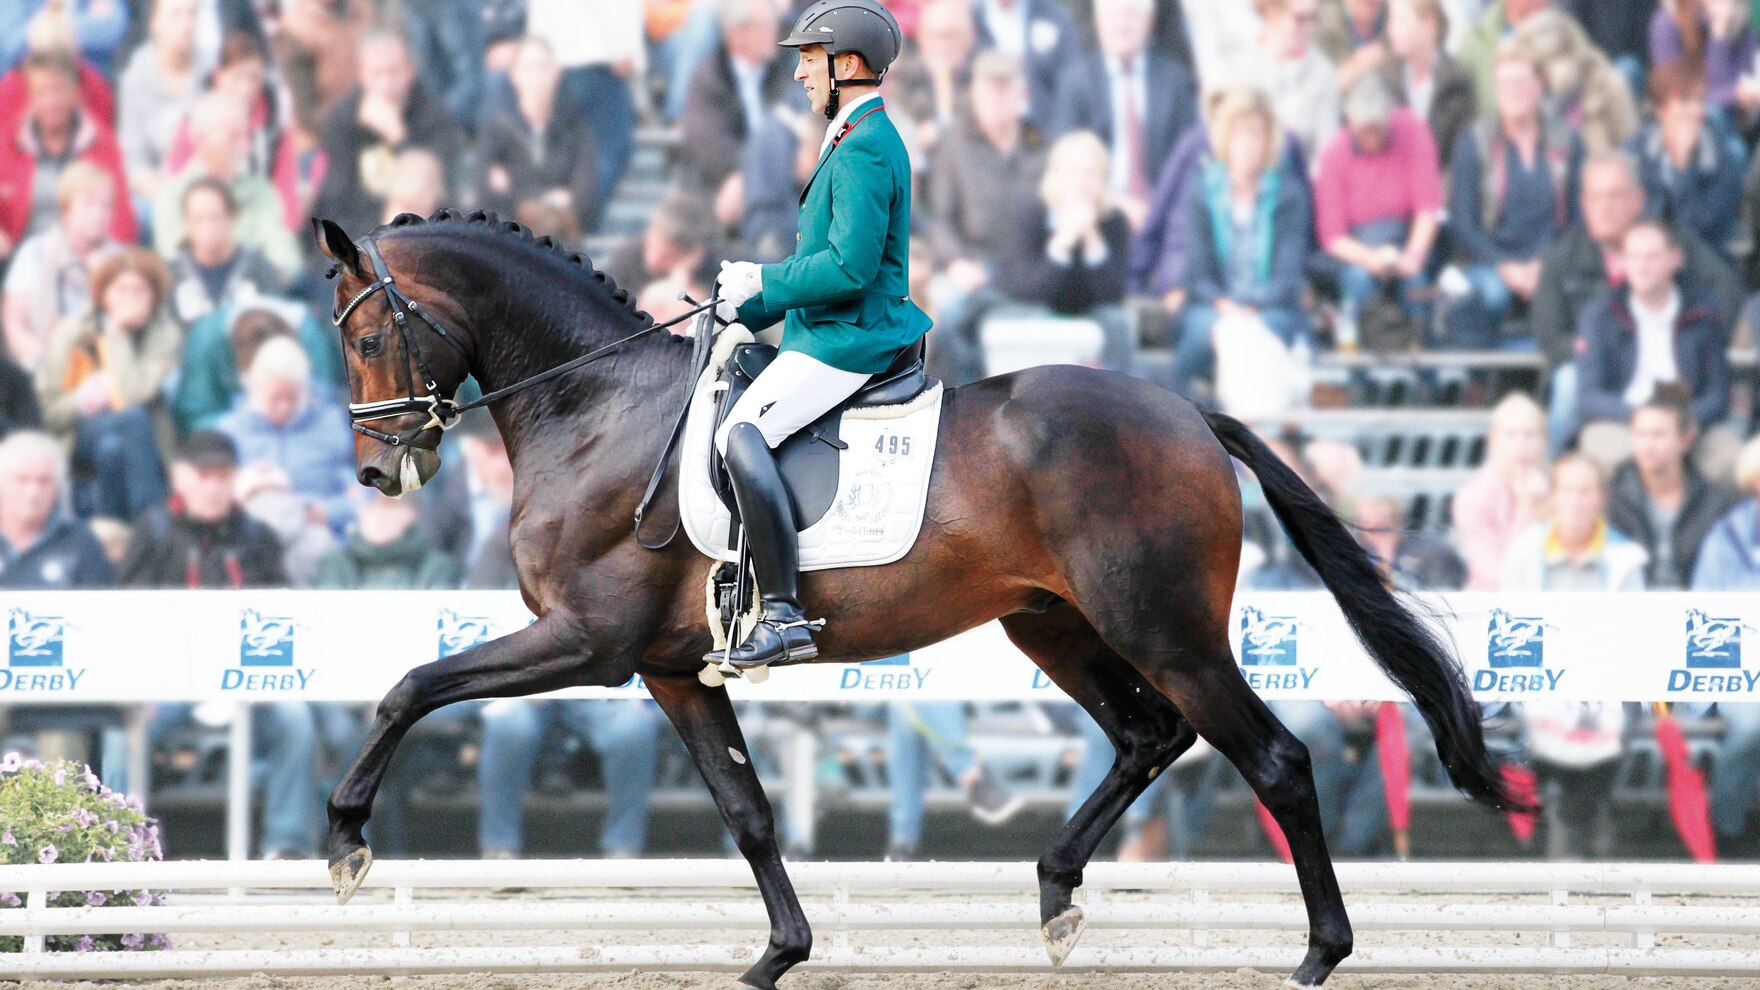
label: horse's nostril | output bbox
[358,466,384,488]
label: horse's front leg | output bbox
[645,672,811,990]
[327,613,629,903]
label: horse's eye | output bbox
[358,335,382,357]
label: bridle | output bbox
[330,235,721,548]
[331,237,720,450]
[331,238,470,450]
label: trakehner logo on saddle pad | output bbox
[680,325,943,572]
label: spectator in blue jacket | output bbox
[1445,41,1583,349]
[1688,433,1760,851]
[214,335,355,534]
[0,0,128,78]
[1130,86,1310,317]
[1172,85,1312,393]
[1567,220,1731,440]
[1627,60,1747,263]
[174,300,342,434]
[0,430,111,589]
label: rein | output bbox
[331,236,721,549]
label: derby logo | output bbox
[223,610,313,691]
[1236,606,1317,692]
[840,653,930,691]
[437,610,496,659]
[1684,609,1749,668]
[1240,607,1300,666]
[8,609,65,667]
[1486,609,1546,667]
[239,609,296,666]
[1474,609,1564,693]
[1666,608,1760,695]
[2,610,84,692]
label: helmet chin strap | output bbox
[822,59,882,119]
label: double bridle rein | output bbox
[330,235,720,547]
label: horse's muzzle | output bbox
[358,446,439,496]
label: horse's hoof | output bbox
[329,846,373,905]
[745,663,770,684]
[1040,905,1085,968]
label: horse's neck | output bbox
[477,315,693,472]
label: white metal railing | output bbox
[1,860,1757,978]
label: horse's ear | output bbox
[311,218,364,276]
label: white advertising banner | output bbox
[1,590,1757,704]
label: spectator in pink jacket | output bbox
[1451,391,1549,589]
[1312,75,1444,333]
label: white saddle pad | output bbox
[679,331,944,572]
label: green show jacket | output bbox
[735,99,932,375]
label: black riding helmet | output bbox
[779,0,903,119]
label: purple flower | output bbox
[0,892,19,907]
[133,891,152,907]
[105,820,119,834]
[97,847,114,862]
[56,822,73,833]
[147,932,171,949]
[0,752,18,772]
[84,891,106,906]
[38,844,57,864]
[120,932,144,950]
[81,769,100,791]
[20,758,40,770]
[1,830,14,845]
[74,935,94,952]
[52,768,66,786]
[71,807,96,828]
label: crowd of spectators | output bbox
[0,0,1758,863]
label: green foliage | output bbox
[0,756,169,953]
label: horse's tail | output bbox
[1202,410,1527,812]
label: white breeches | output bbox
[714,349,872,454]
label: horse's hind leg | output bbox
[999,606,1198,967]
[644,672,811,990]
[1119,632,1353,988]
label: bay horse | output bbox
[313,210,1519,990]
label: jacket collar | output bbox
[15,110,96,159]
[1609,281,1717,333]
[801,95,885,203]
[1543,518,1607,566]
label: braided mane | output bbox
[363,208,652,325]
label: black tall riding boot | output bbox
[707,422,822,668]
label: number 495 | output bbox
[874,434,912,457]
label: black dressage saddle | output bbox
[711,338,935,531]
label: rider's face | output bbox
[796,44,832,116]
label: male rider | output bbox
[710,0,931,669]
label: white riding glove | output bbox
[717,260,763,309]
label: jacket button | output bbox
[796,233,801,241]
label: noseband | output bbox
[331,238,469,449]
